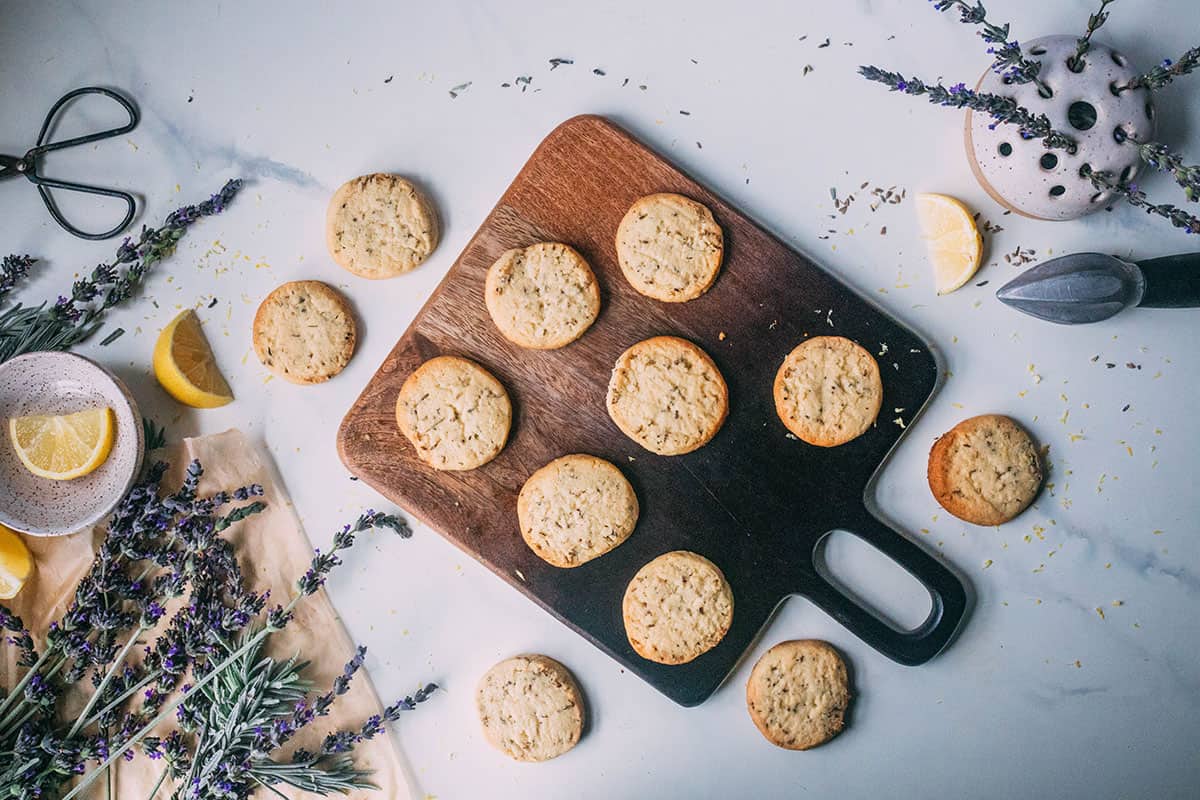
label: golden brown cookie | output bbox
[606,336,728,456]
[485,242,601,350]
[476,654,584,762]
[395,356,511,471]
[746,640,850,750]
[326,173,439,278]
[774,336,882,447]
[252,280,357,384]
[615,193,723,302]
[927,413,1042,526]
[622,550,733,665]
[518,454,639,568]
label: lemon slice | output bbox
[916,193,983,295]
[0,523,32,599]
[9,407,115,481]
[153,309,233,408]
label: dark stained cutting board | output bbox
[337,115,968,706]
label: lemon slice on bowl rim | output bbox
[0,523,33,599]
[916,193,984,295]
[153,309,233,408]
[8,407,115,481]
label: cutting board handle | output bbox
[808,512,968,666]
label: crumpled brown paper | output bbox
[1,429,410,799]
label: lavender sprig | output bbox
[1118,45,1200,92]
[930,0,1049,94]
[1068,0,1117,72]
[0,255,36,304]
[1132,139,1200,202]
[858,67,1077,152]
[0,179,242,364]
[1082,165,1200,234]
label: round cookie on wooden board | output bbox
[606,336,728,456]
[518,454,639,568]
[774,336,882,447]
[395,355,511,471]
[622,550,733,665]
[928,413,1043,526]
[326,173,439,279]
[476,654,584,762]
[252,280,357,385]
[746,639,850,750]
[615,192,723,302]
[484,242,600,349]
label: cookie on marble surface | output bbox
[606,336,728,456]
[615,192,723,302]
[395,355,511,471]
[773,336,882,447]
[518,454,639,568]
[622,550,733,665]
[927,413,1042,526]
[484,242,600,349]
[746,639,850,750]
[476,654,584,762]
[252,280,357,385]
[326,173,439,278]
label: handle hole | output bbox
[814,530,933,632]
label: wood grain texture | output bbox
[338,115,966,706]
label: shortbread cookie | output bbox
[326,173,439,278]
[252,280,357,384]
[606,336,728,456]
[746,640,850,750]
[615,193,723,302]
[774,336,882,447]
[396,356,511,471]
[927,414,1042,526]
[622,551,733,665]
[476,655,584,762]
[485,242,601,350]
[518,454,639,567]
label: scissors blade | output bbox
[0,154,25,180]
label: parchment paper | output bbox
[1,429,410,799]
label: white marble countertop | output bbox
[3,1,1198,797]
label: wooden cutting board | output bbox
[338,115,968,706]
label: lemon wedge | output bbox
[0,524,32,599]
[153,309,233,408]
[916,193,984,295]
[9,407,115,481]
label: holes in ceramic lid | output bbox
[1029,45,1047,56]
[1112,51,1127,68]
[1145,102,1155,121]
[998,142,1014,157]
[1109,81,1123,97]
[1040,153,1059,170]
[1037,83,1054,99]
[1090,192,1106,203]
[1113,125,1129,144]
[1049,185,1067,198]
[1120,165,1136,183]
[1068,101,1098,131]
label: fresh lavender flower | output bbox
[858,66,1077,152]
[0,255,36,304]
[1082,165,1200,234]
[1118,45,1200,92]
[1068,0,1118,72]
[1131,139,1200,202]
[930,0,1050,94]
[0,179,243,364]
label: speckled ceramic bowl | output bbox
[0,352,143,536]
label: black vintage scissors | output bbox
[0,87,139,240]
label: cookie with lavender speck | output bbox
[746,639,850,750]
[326,173,439,278]
[927,413,1042,526]
[476,654,584,762]
[615,193,723,302]
[252,280,356,384]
